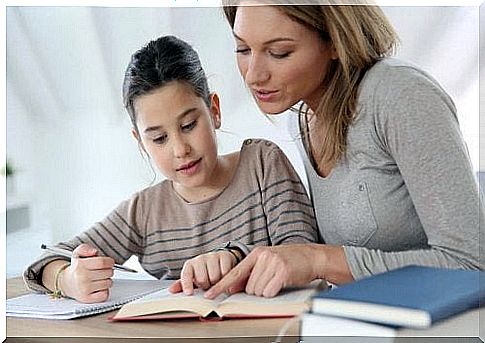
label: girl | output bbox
[205,2,483,299]
[23,35,318,303]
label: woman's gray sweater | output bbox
[290,58,483,279]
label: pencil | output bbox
[40,244,138,273]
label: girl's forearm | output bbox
[41,259,70,293]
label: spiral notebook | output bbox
[7,279,170,320]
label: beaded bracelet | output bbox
[50,262,70,299]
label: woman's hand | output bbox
[204,244,353,299]
[59,243,115,303]
[168,250,238,295]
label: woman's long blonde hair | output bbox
[223,1,399,168]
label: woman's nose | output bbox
[244,55,270,86]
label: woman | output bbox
[200,2,483,299]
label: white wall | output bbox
[5,5,480,276]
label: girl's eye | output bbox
[269,51,291,59]
[153,134,167,144]
[182,120,197,132]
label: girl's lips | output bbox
[177,158,202,176]
[253,89,279,102]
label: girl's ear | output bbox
[131,128,147,153]
[209,93,222,129]
[131,128,140,141]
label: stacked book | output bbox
[301,266,484,340]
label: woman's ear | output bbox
[209,93,222,129]
[330,43,339,60]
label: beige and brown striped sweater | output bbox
[24,139,318,292]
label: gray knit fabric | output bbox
[289,58,483,279]
[24,139,318,292]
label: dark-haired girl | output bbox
[24,35,318,303]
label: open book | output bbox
[112,281,326,321]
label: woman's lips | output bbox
[253,89,279,102]
[176,158,202,176]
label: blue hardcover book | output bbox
[311,266,484,328]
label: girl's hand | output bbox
[168,250,238,295]
[60,243,115,303]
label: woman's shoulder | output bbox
[367,58,426,76]
[360,58,454,113]
[362,58,446,94]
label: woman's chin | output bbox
[255,103,289,116]
[252,96,299,115]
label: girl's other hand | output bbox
[60,243,115,303]
[168,250,238,295]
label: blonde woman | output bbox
[199,3,483,299]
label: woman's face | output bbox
[232,5,336,114]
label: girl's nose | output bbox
[173,137,191,158]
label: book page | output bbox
[114,280,328,319]
[221,279,326,305]
[131,288,228,304]
[114,288,229,319]
[217,282,323,316]
[221,286,316,305]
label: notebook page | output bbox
[7,279,171,319]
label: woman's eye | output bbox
[153,135,167,144]
[269,51,291,59]
[182,120,197,132]
[235,47,251,55]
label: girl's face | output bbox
[133,81,222,196]
[233,5,337,113]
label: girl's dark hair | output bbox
[123,35,210,134]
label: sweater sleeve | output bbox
[344,67,483,278]
[229,140,319,257]
[23,194,145,293]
